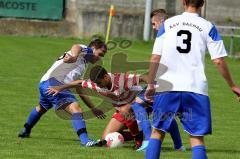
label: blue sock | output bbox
[192,145,208,159]
[131,102,152,140]
[145,138,162,159]
[26,108,42,128]
[169,119,182,149]
[72,113,89,145]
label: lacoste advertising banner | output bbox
[0,0,64,20]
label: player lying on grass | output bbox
[47,65,185,151]
[18,39,107,147]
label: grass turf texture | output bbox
[0,35,240,159]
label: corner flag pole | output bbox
[105,5,115,43]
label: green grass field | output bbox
[0,35,240,159]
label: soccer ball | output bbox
[105,132,124,148]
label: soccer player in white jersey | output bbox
[151,9,168,32]
[145,0,240,159]
[18,39,107,147]
[125,9,185,152]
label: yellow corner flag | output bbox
[105,5,115,43]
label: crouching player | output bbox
[18,39,107,147]
[48,66,144,149]
[48,65,185,151]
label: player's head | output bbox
[90,65,111,88]
[88,39,107,63]
[150,9,167,31]
[182,0,204,9]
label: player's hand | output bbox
[63,54,77,63]
[231,86,240,102]
[144,84,155,103]
[91,107,106,119]
[47,87,61,96]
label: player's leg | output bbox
[132,98,152,141]
[131,99,152,151]
[168,119,185,151]
[145,128,165,159]
[18,104,48,138]
[64,102,97,146]
[18,80,60,138]
[145,92,181,159]
[110,112,140,142]
[117,104,140,136]
[102,116,125,139]
[118,104,143,149]
[180,92,211,159]
[190,136,207,159]
[18,83,52,138]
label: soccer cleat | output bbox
[136,140,149,152]
[82,139,107,147]
[18,127,31,138]
[96,139,107,147]
[82,140,97,147]
[18,123,32,138]
[175,145,186,152]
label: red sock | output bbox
[124,119,139,136]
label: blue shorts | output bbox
[39,78,77,110]
[152,91,212,136]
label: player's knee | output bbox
[190,135,204,147]
[36,105,47,114]
[66,102,83,113]
[119,105,132,117]
[151,128,165,140]
[120,104,131,113]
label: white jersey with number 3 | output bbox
[153,12,227,95]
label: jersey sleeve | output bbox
[152,23,165,55]
[81,79,103,92]
[207,25,227,59]
[123,73,140,90]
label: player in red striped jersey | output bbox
[47,65,184,151]
[47,65,145,148]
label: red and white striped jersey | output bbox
[81,73,140,107]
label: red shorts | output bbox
[112,111,126,123]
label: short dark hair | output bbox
[88,38,107,52]
[184,0,204,8]
[90,65,108,84]
[150,9,167,19]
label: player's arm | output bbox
[63,45,93,63]
[207,25,240,99]
[76,87,106,119]
[47,80,83,96]
[139,73,149,83]
[145,23,165,101]
[63,44,82,63]
[212,57,240,98]
[144,54,161,101]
